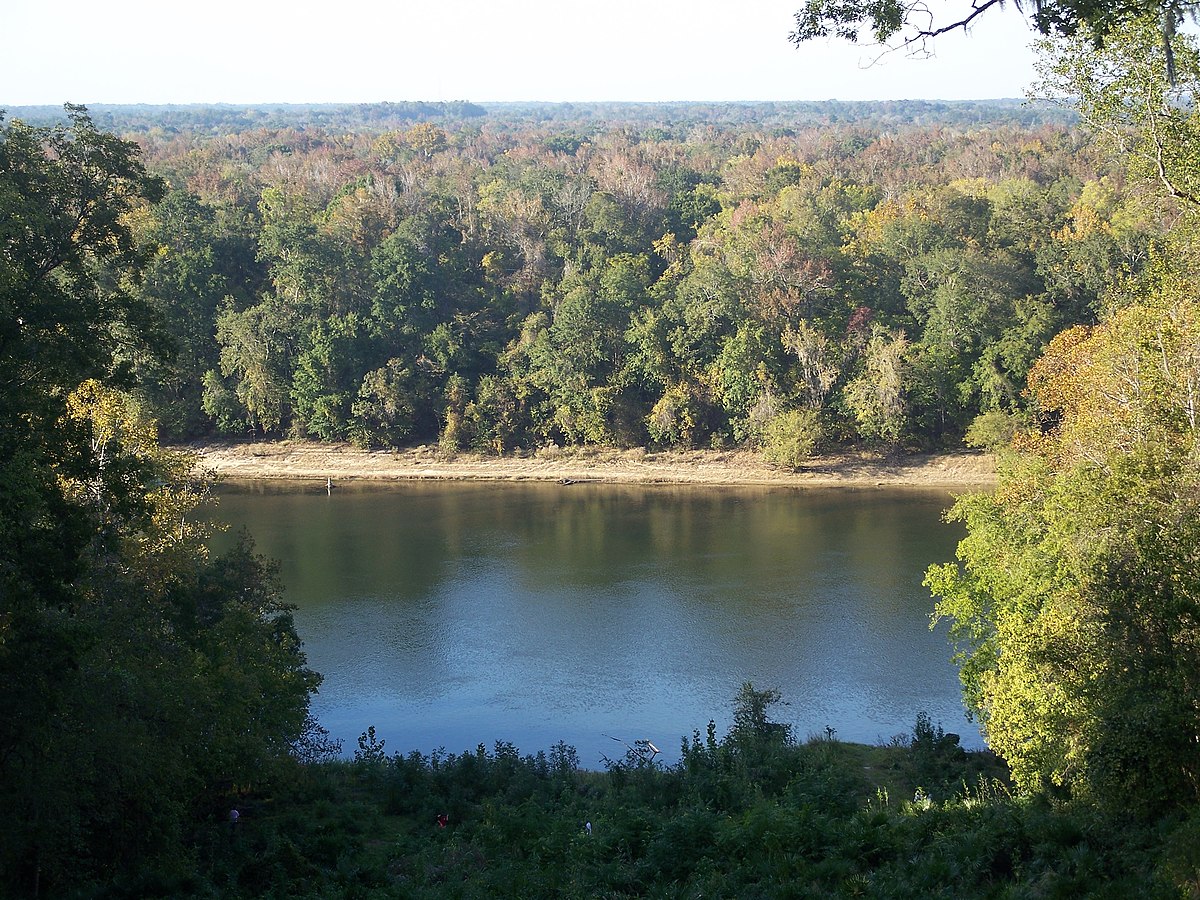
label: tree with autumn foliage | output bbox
[926,14,1200,813]
[927,273,1200,810]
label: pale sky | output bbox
[3,0,1042,105]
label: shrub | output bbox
[759,408,824,469]
[963,409,1024,450]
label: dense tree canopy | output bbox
[4,67,1197,888]
[928,284,1200,809]
[35,100,1142,465]
[928,18,1200,813]
[0,108,319,896]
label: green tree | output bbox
[728,683,793,758]
[133,189,263,438]
[0,104,165,645]
[214,296,299,433]
[0,108,319,895]
[646,381,711,447]
[520,255,653,444]
[760,407,826,468]
[1036,15,1200,206]
[710,323,782,439]
[350,358,421,449]
[463,373,524,453]
[927,284,1200,811]
[291,312,373,440]
[842,326,910,444]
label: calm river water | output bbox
[210,481,982,765]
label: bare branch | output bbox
[906,0,1012,43]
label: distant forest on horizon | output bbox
[4,97,1076,133]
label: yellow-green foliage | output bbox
[928,285,1200,811]
[963,409,1023,450]
[759,407,824,468]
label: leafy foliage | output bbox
[760,407,826,468]
[929,279,1200,811]
[926,20,1200,813]
[79,103,1153,459]
[790,0,1196,71]
[1035,15,1200,204]
[0,108,319,896]
[124,694,1200,899]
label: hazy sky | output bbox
[4,0,1042,105]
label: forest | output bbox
[4,4,1200,896]
[10,95,1122,463]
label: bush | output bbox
[963,409,1024,450]
[759,408,824,469]
[647,383,703,447]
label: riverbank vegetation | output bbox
[923,18,1200,818]
[107,690,1199,898]
[9,93,1149,464]
[0,106,321,896]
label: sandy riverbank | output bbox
[186,441,996,489]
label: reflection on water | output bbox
[208,481,981,765]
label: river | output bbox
[209,481,982,765]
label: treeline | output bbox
[6,98,1076,135]
[112,105,1155,461]
[478,98,1077,128]
[5,100,488,134]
